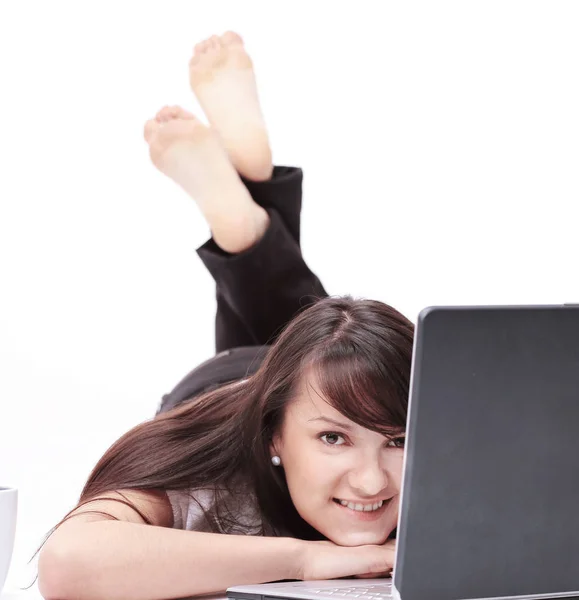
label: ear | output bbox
[269,431,282,459]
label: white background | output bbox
[1,0,578,592]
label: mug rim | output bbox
[0,487,18,493]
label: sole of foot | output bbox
[144,106,270,253]
[189,31,273,182]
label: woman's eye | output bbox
[320,433,346,446]
[387,437,405,448]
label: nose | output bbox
[347,456,389,497]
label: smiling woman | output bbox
[271,369,407,547]
[36,30,414,600]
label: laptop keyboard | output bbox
[307,583,393,599]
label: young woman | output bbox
[37,32,415,600]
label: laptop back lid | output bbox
[395,305,579,600]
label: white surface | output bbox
[0,489,18,596]
[228,579,391,598]
[1,0,579,594]
[0,592,224,600]
[0,583,42,600]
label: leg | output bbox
[189,31,304,244]
[214,166,306,351]
[146,31,327,352]
[198,173,327,350]
[189,31,273,182]
[215,291,254,351]
[241,166,303,244]
[202,212,327,348]
[156,167,315,407]
[144,106,270,255]
[143,113,327,351]
[188,32,315,347]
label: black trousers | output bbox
[157,166,328,414]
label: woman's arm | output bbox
[39,489,396,600]
[38,489,303,600]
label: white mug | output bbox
[0,487,18,594]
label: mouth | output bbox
[332,498,388,513]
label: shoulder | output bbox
[62,489,174,528]
[167,484,265,535]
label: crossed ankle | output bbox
[212,206,270,254]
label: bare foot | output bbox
[144,106,269,253]
[189,32,273,182]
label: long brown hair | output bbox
[57,296,414,540]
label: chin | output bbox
[324,529,390,547]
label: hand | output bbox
[296,538,396,581]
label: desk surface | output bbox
[1,592,40,600]
[1,588,228,600]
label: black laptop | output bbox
[228,305,579,600]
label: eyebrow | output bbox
[308,416,407,439]
[307,416,354,430]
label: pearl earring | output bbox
[271,456,281,467]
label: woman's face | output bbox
[271,372,405,546]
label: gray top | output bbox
[166,485,278,536]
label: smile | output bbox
[333,498,384,512]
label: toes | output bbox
[193,39,209,60]
[221,31,243,46]
[191,37,214,64]
[189,31,247,80]
[156,105,196,123]
[155,115,210,146]
[155,106,167,121]
[191,33,234,66]
[161,106,178,121]
[207,35,221,55]
[156,105,174,122]
[143,118,159,142]
[173,105,196,120]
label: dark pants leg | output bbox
[156,166,327,414]
[197,166,328,352]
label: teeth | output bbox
[339,499,384,512]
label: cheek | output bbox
[283,445,342,495]
[284,457,341,525]
[385,451,405,488]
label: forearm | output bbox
[39,520,303,600]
